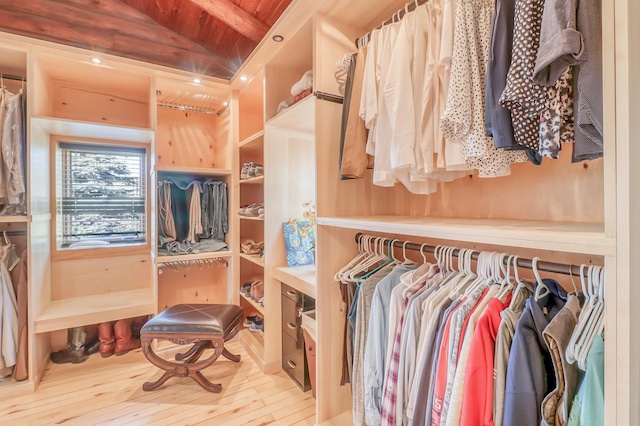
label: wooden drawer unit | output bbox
[281,283,315,391]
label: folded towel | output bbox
[291,70,313,96]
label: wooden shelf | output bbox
[239,215,264,221]
[239,130,264,150]
[240,253,265,267]
[239,292,265,315]
[273,265,317,298]
[31,116,154,143]
[34,289,156,333]
[155,165,232,176]
[155,250,232,264]
[0,215,29,223]
[240,176,265,185]
[265,95,315,133]
[316,216,614,256]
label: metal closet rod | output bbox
[1,73,26,82]
[354,232,596,277]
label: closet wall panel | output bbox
[28,123,51,216]
[156,108,223,169]
[393,156,604,223]
[157,265,229,310]
[50,254,151,300]
[50,79,149,128]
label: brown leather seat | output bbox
[141,304,244,336]
[140,304,244,393]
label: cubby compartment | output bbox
[264,19,314,123]
[31,52,152,129]
[238,69,265,143]
[155,76,231,171]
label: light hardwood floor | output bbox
[0,338,316,426]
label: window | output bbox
[56,142,147,248]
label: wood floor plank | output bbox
[0,340,316,425]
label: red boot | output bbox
[114,318,141,356]
[98,322,115,358]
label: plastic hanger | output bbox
[567,264,594,365]
[346,236,380,280]
[532,257,550,302]
[354,238,396,287]
[334,235,368,281]
[402,240,418,266]
[575,266,605,369]
[496,254,515,301]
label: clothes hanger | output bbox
[532,257,550,302]
[575,265,605,369]
[354,238,396,287]
[450,249,477,297]
[345,236,389,282]
[496,254,515,301]
[402,240,418,266]
[460,251,488,297]
[340,235,376,282]
[567,264,594,365]
[333,235,367,281]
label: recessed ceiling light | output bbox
[223,101,229,107]
[272,35,284,42]
[239,75,248,82]
[91,57,102,64]
[192,77,201,84]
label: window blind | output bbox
[58,142,147,246]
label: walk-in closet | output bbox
[0,0,637,424]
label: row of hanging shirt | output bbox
[0,233,27,381]
[339,0,602,193]
[157,177,229,256]
[0,79,26,215]
[336,237,604,426]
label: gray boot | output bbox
[50,327,88,364]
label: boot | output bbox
[50,327,88,364]
[114,318,141,356]
[99,322,115,358]
[84,324,100,356]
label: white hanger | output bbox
[567,264,594,366]
[461,251,489,297]
[402,240,418,266]
[343,236,383,282]
[334,235,369,281]
[575,266,605,369]
[496,254,515,301]
[532,257,550,302]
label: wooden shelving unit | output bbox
[239,293,265,315]
[240,253,265,267]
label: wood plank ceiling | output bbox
[0,0,293,79]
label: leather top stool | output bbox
[140,304,244,393]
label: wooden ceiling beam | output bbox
[188,0,270,43]
[0,0,214,55]
[0,8,234,78]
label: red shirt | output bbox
[460,294,512,426]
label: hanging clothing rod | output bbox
[354,232,596,277]
[355,0,429,46]
[1,73,26,82]
[315,91,344,104]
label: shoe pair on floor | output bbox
[239,203,264,218]
[244,315,264,335]
[241,162,264,180]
